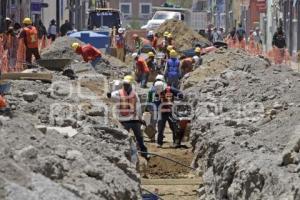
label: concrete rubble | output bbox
[185,49,300,199]
[0,37,142,200]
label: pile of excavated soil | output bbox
[41,37,129,78]
[181,48,271,89]
[0,72,141,199]
[185,49,300,199]
[156,20,211,51]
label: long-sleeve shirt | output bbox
[146,86,183,112]
[111,89,142,121]
[75,44,102,62]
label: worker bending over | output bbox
[132,53,150,88]
[72,42,102,68]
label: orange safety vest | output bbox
[159,86,173,112]
[119,89,137,117]
[24,26,39,48]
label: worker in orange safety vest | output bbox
[19,17,41,64]
[109,75,150,160]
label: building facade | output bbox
[108,0,166,27]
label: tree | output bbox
[166,0,193,8]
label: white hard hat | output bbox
[154,81,165,94]
[192,56,200,64]
[132,53,138,58]
[155,74,164,81]
[118,28,124,33]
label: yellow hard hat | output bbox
[167,33,172,38]
[148,52,155,57]
[170,50,177,58]
[123,75,134,84]
[163,31,169,37]
[71,42,80,50]
[167,45,173,51]
[23,17,32,25]
[195,47,201,53]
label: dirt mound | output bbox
[181,48,271,89]
[185,50,300,199]
[0,72,141,199]
[41,36,83,60]
[156,20,211,51]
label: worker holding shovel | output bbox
[72,42,102,68]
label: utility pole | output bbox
[56,0,60,30]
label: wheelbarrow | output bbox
[36,58,72,71]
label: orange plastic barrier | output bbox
[15,38,26,72]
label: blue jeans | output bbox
[121,121,148,158]
[167,76,180,89]
[157,112,176,146]
[141,73,149,88]
[91,56,102,68]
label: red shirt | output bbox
[75,44,102,62]
[136,58,149,73]
[19,26,39,48]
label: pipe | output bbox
[138,151,196,171]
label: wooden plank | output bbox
[141,178,202,186]
[1,73,53,82]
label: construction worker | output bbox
[226,27,237,48]
[115,28,125,61]
[180,56,200,77]
[19,17,41,64]
[72,42,102,68]
[109,76,150,160]
[164,50,181,89]
[248,30,256,55]
[212,27,223,43]
[132,53,150,88]
[272,27,286,64]
[253,27,263,54]
[153,33,159,49]
[167,33,174,47]
[147,80,183,148]
[47,19,57,42]
[4,26,18,69]
[194,47,202,65]
[132,34,143,53]
[159,31,169,53]
[146,51,156,72]
[236,23,246,49]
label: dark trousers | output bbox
[26,48,41,64]
[157,112,176,145]
[121,121,148,158]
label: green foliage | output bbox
[166,0,193,8]
[130,18,141,29]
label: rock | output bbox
[35,125,47,134]
[66,150,83,161]
[15,145,38,160]
[86,108,105,117]
[224,119,237,127]
[273,102,283,110]
[47,127,78,138]
[23,92,38,102]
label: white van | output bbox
[141,11,184,30]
